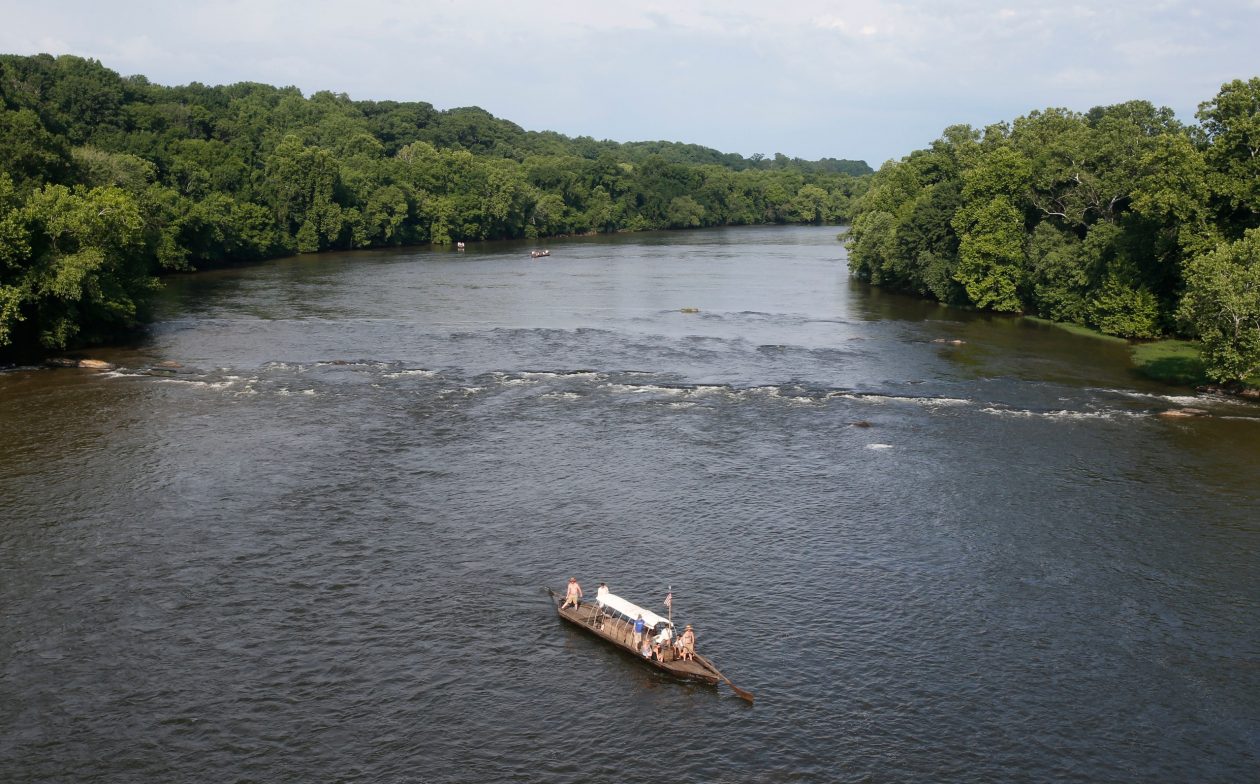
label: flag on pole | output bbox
[663,592,672,608]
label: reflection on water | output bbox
[1,226,1257,783]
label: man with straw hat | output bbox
[678,624,696,661]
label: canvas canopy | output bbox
[599,591,672,630]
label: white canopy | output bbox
[599,591,672,629]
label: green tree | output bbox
[262,135,343,251]
[953,195,1025,311]
[1087,273,1161,338]
[1197,78,1260,231]
[790,184,830,223]
[0,175,32,347]
[0,108,75,190]
[12,183,154,349]
[951,146,1030,311]
[1178,230,1260,381]
[667,195,705,228]
[1025,223,1092,322]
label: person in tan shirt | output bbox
[678,624,696,660]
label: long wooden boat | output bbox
[547,586,731,688]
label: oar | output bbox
[693,653,754,704]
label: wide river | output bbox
[1,226,1257,783]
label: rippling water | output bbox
[1,226,1258,782]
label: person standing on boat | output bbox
[561,577,583,610]
[678,624,696,661]
[593,582,610,628]
[633,614,647,648]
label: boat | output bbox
[530,249,550,258]
[546,585,753,702]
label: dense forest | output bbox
[846,78,1260,383]
[0,53,870,361]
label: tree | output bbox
[1087,272,1161,338]
[1025,222,1091,322]
[666,196,705,228]
[262,135,343,251]
[953,195,1025,311]
[846,210,899,285]
[951,146,1030,311]
[13,183,154,350]
[0,175,32,348]
[0,108,75,190]
[1197,78,1260,232]
[788,184,828,223]
[1178,230,1260,382]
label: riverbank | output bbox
[1029,316,1260,397]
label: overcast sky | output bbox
[3,1,1259,166]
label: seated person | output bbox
[653,623,674,661]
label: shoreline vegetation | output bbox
[1028,316,1260,393]
[2,53,1256,402]
[843,76,1260,389]
[0,53,870,362]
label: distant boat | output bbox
[530,249,550,258]
[546,586,752,701]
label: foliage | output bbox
[1197,78,1260,233]
[0,175,157,353]
[846,78,1260,380]
[1177,230,1260,382]
[0,53,872,359]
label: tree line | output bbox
[0,53,870,360]
[846,78,1260,383]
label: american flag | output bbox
[663,592,672,608]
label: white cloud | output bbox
[0,0,1258,164]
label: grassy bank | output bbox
[1024,316,1128,343]
[1024,315,1241,389]
[1130,340,1211,387]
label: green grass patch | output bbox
[1023,316,1128,343]
[1131,340,1209,387]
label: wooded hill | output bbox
[0,53,870,360]
[845,78,1260,383]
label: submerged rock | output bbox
[1197,383,1260,399]
[1157,408,1209,418]
[44,357,115,370]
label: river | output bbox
[1,225,1257,782]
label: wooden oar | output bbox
[693,653,754,703]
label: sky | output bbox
[3,0,1259,167]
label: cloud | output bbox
[0,0,1257,164]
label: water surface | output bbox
[2,226,1257,782]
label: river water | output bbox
[1,225,1257,783]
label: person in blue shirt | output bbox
[633,614,647,648]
